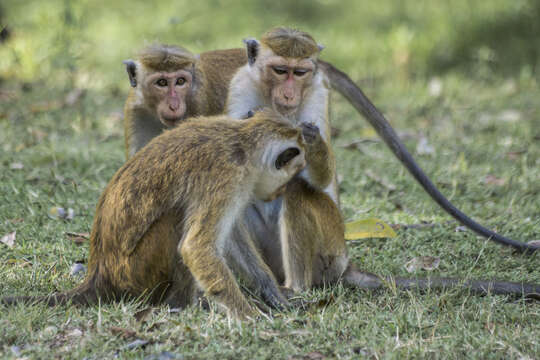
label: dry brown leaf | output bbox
[405,256,440,273]
[134,307,154,322]
[484,175,506,186]
[110,326,137,339]
[7,218,24,224]
[506,150,526,160]
[65,232,90,245]
[1,231,16,248]
[289,351,326,360]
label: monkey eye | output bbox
[272,66,288,75]
[293,69,308,77]
[275,147,300,170]
[156,78,168,87]
[176,77,186,86]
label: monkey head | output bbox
[124,44,198,127]
[244,27,324,117]
[249,111,307,201]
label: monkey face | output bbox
[254,143,306,201]
[144,69,193,127]
[263,57,315,116]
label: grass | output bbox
[1,1,539,359]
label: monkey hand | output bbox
[260,285,290,311]
[300,122,321,144]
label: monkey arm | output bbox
[226,221,289,310]
[280,178,347,292]
[301,132,335,191]
[179,210,257,319]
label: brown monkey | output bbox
[2,110,308,319]
[226,27,540,297]
[123,44,246,158]
[122,40,536,252]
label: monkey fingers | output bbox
[300,122,320,144]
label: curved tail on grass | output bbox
[342,266,540,300]
[320,60,538,254]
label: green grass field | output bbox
[1,1,539,358]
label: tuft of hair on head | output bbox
[138,44,196,72]
[260,27,320,58]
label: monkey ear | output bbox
[123,60,137,87]
[275,147,301,170]
[317,44,325,52]
[243,38,259,66]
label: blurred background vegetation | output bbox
[1,0,539,91]
[1,2,539,358]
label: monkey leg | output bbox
[244,200,285,283]
[280,178,348,292]
[161,258,199,309]
[226,221,289,310]
[180,218,257,320]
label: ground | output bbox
[0,1,539,359]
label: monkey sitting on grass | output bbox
[2,109,311,320]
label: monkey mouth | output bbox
[160,115,185,127]
[274,103,299,116]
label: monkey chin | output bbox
[159,115,186,128]
[274,103,299,118]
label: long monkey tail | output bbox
[319,60,538,254]
[342,266,540,300]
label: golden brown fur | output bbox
[261,27,320,59]
[138,44,196,72]
[226,27,540,296]
[123,45,247,158]
[3,111,308,319]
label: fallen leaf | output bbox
[144,351,182,360]
[340,138,379,151]
[1,231,16,248]
[9,162,24,170]
[506,150,526,160]
[345,218,397,240]
[7,218,24,224]
[289,352,326,360]
[259,330,282,340]
[65,232,90,245]
[405,256,441,273]
[110,326,137,339]
[134,307,154,322]
[66,328,83,337]
[484,175,505,186]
